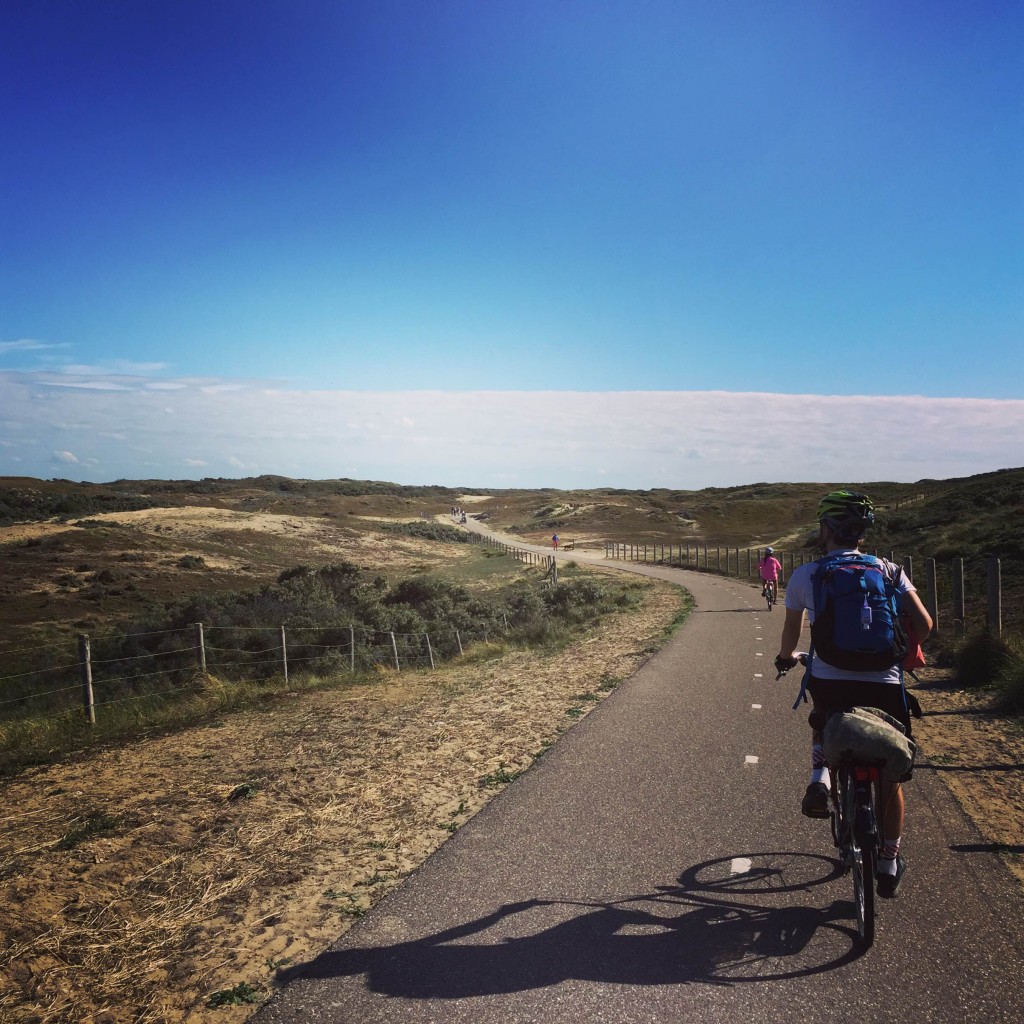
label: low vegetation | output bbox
[0,559,650,774]
[1,465,1021,738]
[953,629,1024,714]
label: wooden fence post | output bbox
[953,558,966,634]
[925,558,939,635]
[425,633,435,669]
[194,622,206,673]
[78,634,95,725]
[280,625,288,685]
[903,555,913,583]
[350,624,356,673]
[390,632,400,671]
[987,558,1002,636]
[456,630,463,655]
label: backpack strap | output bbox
[792,646,814,709]
[904,679,923,719]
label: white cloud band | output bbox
[1,370,1021,487]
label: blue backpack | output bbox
[810,553,908,672]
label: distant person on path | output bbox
[775,490,932,899]
[758,546,782,603]
[552,534,559,549]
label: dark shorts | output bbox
[807,676,912,736]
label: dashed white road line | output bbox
[752,704,762,709]
[744,755,759,764]
[731,857,753,875]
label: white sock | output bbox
[878,838,901,874]
[810,766,830,788]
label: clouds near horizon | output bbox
[1,369,1021,489]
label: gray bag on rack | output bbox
[821,705,917,783]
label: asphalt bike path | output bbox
[255,527,1024,1023]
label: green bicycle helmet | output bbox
[817,490,874,542]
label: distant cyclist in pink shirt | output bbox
[758,546,782,603]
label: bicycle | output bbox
[761,579,776,610]
[776,654,883,949]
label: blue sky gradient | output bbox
[2,2,1021,485]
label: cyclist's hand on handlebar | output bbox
[774,652,808,679]
[774,655,797,678]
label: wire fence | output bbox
[605,541,1015,638]
[0,620,519,730]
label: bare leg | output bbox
[879,782,904,841]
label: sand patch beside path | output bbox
[911,671,1024,887]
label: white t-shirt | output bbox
[784,550,916,685]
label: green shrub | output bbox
[543,577,616,625]
[953,631,1015,689]
[993,639,1024,715]
[377,521,469,543]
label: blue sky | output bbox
[1,1,1022,487]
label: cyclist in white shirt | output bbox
[775,491,932,898]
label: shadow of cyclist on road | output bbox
[276,852,860,999]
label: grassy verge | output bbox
[0,560,671,775]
